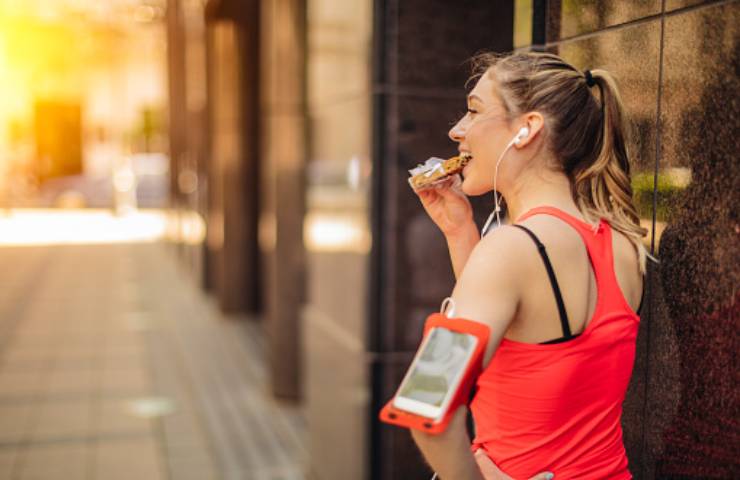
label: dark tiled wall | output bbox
[370,0,739,479]
[547,1,662,41]
[647,2,739,477]
[370,1,515,479]
[527,0,740,478]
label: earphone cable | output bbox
[481,137,518,236]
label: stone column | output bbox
[259,0,308,399]
[205,0,262,313]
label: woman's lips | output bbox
[457,152,472,178]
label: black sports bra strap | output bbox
[511,224,572,338]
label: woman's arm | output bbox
[414,175,478,279]
[409,226,524,479]
[446,221,480,280]
[411,406,485,480]
[411,226,556,480]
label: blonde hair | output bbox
[470,51,652,274]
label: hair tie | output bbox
[584,69,596,87]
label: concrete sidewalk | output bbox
[0,242,306,480]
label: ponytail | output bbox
[572,69,653,274]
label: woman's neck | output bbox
[505,170,582,224]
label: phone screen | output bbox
[396,327,478,411]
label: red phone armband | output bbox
[378,312,490,435]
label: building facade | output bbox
[167,0,739,478]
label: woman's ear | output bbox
[515,112,545,148]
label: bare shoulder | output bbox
[456,224,542,290]
[450,225,534,322]
[450,225,535,364]
[611,227,640,267]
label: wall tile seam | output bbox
[371,85,463,100]
[369,77,392,355]
[371,0,389,85]
[379,0,402,354]
[366,351,415,363]
[367,349,424,359]
[639,0,667,476]
[368,2,397,465]
[368,0,388,356]
[651,2,666,260]
[367,1,392,340]
[543,13,664,49]
[388,0,400,87]
[528,0,732,51]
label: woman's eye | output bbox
[467,108,478,115]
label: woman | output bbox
[409,51,649,479]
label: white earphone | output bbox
[514,126,530,145]
[480,126,530,236]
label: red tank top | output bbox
[470,206,639,479]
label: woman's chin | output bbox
[461,177,487,197]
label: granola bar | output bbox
[408,153,472,191]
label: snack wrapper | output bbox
[408,154,470,191]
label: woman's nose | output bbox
[448,119,465,143]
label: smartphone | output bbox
[392,327,479,420]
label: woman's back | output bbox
[504,206,643,344]
[470,205,643,479]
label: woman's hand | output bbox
[474,449,554,480]
[414,174,474,237]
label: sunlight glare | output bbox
[0,208,168,246]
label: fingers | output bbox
[413,175,460,197]
[434,175,458,190]
[416,188,440,206]
[474,449,554,480]
[474,449,511,480]
[448,173,463,189]
[432,177,465,201]
[414,185,440,199]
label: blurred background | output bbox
[0,0,737,479]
